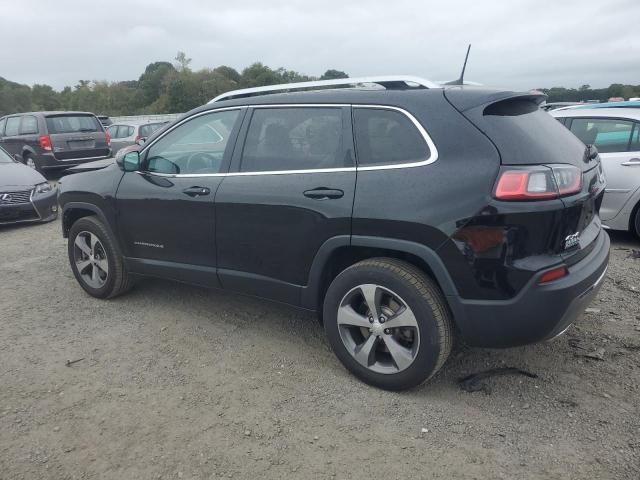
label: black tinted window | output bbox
[45,115,101,134]
[5,117,20,136]
[353,108,428,166]
[241,107,344,172]
[146,109,240,175]
[20,116,38,134]
[570,118,633,153]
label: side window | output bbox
[127,126,135,137]
[240,107,344,172]
[0,118,6,136]
[20,116,38,135]
[570,118,633,153]
[353,108,429,167]
[631,124,640,152]
[5,117,21,136]
[107,125,119,138]
[146,109,240,175]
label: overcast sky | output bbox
[2,0,639,91]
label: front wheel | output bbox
[634,206,640,239]
[68,216,133,299]
[323,258,453,391]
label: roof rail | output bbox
[208,75,441,103]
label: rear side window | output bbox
[45,115,101,134]
[5,117,21,136]
[631,124,640,152]
[0,118,6,135]
[353,108,429,167]
[139,123,165,138]
[569,118,634,153]
[20,116,38,134]
[241,107,344,172]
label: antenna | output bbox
[446,44,472,86]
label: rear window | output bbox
[45,115,101,134]
[476,99,587,165]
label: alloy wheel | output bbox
[337,284,420,374]
[73,231,109,289]
[26,157,36,169]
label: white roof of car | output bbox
[550,107,640,121]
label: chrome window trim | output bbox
[139,104,438,178]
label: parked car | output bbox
[58,76,609,390]
[0,111,112,173]
[106,121,168,155]
[97,115,113,127]
[570,100,640,110]
[540,102,582,111]
[0,145,57,225]
[552,107,640,237]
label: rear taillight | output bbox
[39,135,52,151]
[494,165,582,201]
[105,132,111,146]
[538,266,568,284]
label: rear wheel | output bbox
[634,205,640,239]
[68,216,133,299]
[323,258,453,391]
[24,153,42,173]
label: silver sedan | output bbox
[551,107,640,237]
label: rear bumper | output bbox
[449,230,610,348]
[39,152,112,170]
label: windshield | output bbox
[0,147,13,163]
[45,115,101,134]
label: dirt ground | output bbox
[1,217,639,480]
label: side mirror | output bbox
[118,151,140,172]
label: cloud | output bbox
[0,0,638,90]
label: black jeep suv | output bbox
[58,77,610,390]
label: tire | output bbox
[24,153,42,173]
[634,206,640,239]
[67,216,133,299]
[323,258,453,391]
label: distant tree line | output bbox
[0,52,349,116]
[539,83,640,103]
[1,52,637,116]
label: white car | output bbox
[551,108,640,237]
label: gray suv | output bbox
[0,111,112,173]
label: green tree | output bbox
[320,69,348,80]
[174,51,192,72]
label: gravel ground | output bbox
[1,217,639,480]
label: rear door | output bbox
[44,114,109,161]
[567,116,640,221]
[115,108,244,286]
[215,105,355,305]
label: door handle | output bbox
[621,158,640,166]
[183,186,211,197]
[303,188,344,200]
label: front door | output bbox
[568,117,640,221]
[215,105,356,305]
[115,108,245,286]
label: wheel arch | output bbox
[62,202,115,240]
[301,235,459,317]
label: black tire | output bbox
[633,205,640,239]
[323,258,453,391]
[24,153,42,174]
[68,216,133,299]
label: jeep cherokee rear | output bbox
[58,77,609,391]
